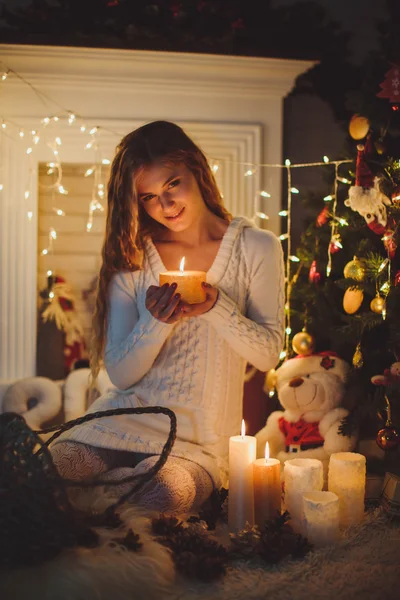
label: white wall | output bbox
[0,44,314,380]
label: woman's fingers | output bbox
[145,283,183,323]
[181,283,219,317]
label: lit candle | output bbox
[328,452,366,528]
[284,458,323,534]
[159,257,206,304]
[228,419,256,532]
[253,442,281,527]
[303,491,340,547]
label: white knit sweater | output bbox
[55,217,284,487]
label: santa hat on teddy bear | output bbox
[276,351,350,388]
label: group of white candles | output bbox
[229,421,366,548]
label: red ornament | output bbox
[354,137,375,188]
[392,104,399,111]
[376,425,400,451]
[316,206,329,227]
[377,65,400,104]
[329,241,341,254]
[394,270,400,286]
[308,260,321,283]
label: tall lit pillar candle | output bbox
[253,442,281,526]
[228,420,256,532]
[284,458,323,534]
[303,491,339,547]
[159,257,206,304]
[328,452,366,527]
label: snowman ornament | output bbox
[256,352,357,474]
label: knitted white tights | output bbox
[51,441,213,514]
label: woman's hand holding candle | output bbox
[145,283,184,324]
[181,282,219,317]
[159,257,207,305]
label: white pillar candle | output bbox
[253,442,281,527]
[228,420,256,532]
[303,491,339,547]
[159,256,206,304]
[328,452,366,528]
[284,458,323,534]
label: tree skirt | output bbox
[1,498,399,600]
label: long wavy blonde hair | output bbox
[90,120,231,384]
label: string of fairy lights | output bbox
[4,60,394,363]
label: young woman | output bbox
[51,121,285,514]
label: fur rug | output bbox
[176,511,400,600]
[1,496,399,600]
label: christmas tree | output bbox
[288,56,400,451]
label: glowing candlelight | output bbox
[159,256,206,304]
[253,442,281,526]
[328,452,366,527]
[228,420,256,532]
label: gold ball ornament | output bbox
[265,368,278,392]
[370,295,386,314]
[376,425,400,451]
[343,257,365,281]
[343,288,364,314]
[292,331,315,356]
[349,114,370,140]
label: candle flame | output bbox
[179,256,185,273]
[265,442,270,462]
[241,419,246,438]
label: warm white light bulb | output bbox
[290,187,299,194]
[259,190,271,198]
[279,210,288,217]
[256,212,269,220]
[289,255,300,262]
[102,158,111,165]
[323,155,329,163]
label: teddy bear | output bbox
[255,351,357,474]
